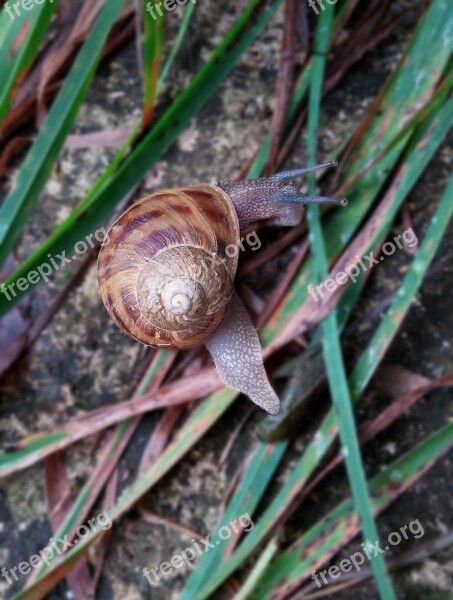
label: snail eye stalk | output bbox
[265,160,347,207]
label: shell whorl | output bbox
[97,185,240,349]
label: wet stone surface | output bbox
[0,1,452,599]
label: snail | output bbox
[97,160,347,414]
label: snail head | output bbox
[218,160,347,229]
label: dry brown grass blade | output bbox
[43,454,93,598]
[0,257,32,377]
[138,508,204,539]
[359,376,453,441]
[239,223,306,276]
[256,238,309,329]
[0,136,32,177]
[44,453,73,530]
[400,204,418,255]
[37,0,102,124]
[2,82,59,138]
[326,9,406,92]
[138,407,184,472]
[12,0,79,106]
[0,304,30,375]
[240,283,266,316]
[220,462,244,515]
[265,0,298,175]
[295,0,309,52]
[331,0,361,42]
[65,128,133,149]
[372,365,432,399]
[137,351,182,476]
[89,467,118,597]
[218,405,255,467]
[1,368,222,476]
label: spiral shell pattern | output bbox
[98,185,240,349]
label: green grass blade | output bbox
[236,538,279,600]
[304,6,395,599]
[0,0,284,315]
[159,0,196,86]
[0,0,128,270]
[349,170,453,399]
[251,423,453,597]
[0,1,57,128]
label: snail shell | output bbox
[98,185,239,349]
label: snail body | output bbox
[98,161,347,414]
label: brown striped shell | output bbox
[97,185,240,349]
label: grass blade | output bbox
[349,170,453,399]
[304,5,395,598]
[159,0,197,86]
[0,0,128,269]
[236,538,279,600]
[0,1,57,128]
[179,441,287,598]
